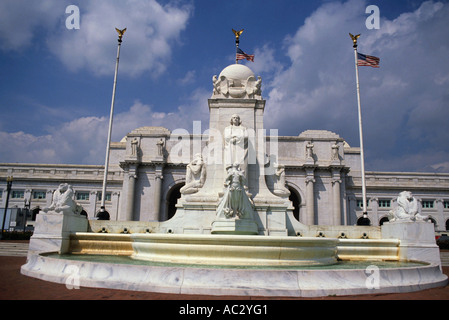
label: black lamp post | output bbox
[1,176,13,240]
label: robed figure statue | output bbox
[224,114,248,179]
[216,163,254,219]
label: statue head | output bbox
[232,162,244,174]
[399,191,414,202]
[225,163,241,173]
[230,114,241,126]
[191,153,203,165]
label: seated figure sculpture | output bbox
[42,183,83,215]
[272,163,290,197]
[180,153,207,195]
[388,191,429,222]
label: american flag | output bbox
[236,48,255,62]
[357,53,380,68]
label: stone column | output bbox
[370,198,379,225]
[153,165,164,220]
[305,168,315,225]
[332,176,342,225]
[0,188,5,208]
[45,190,54,208]
[125,165,138,221]
[436,199,444,230]
[417,198,423,213]
[88,191,97,219]
[111,191,120,221]
[347,195,357,225]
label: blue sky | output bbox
[0,0,448,173]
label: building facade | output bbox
[2,64,449,232]
[2,129,449,232]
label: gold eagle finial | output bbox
[349,33,361,46]
[232,29,244,40]
[115,27,127,41]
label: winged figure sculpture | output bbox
[232,29,244,40]
[349,33,361,46]
[116,28,127,40]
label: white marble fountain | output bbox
[21,64,447,297]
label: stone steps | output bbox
[440,251,449,266]
[0,242,29,257]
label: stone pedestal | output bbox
[211,217,258,235]
[165,64,295,237]
[28,212,88,257]
[381,220,441,268]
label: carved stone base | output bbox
[381,220,441,268]
[211,217,258,235]
[28,213,88,257]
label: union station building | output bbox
[1,64,449,232]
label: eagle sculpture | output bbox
[349,33,361,46]
[232,29,244,40]
[115,28,127,40]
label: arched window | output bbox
[288,187,301,222]
[379,217,389,226]
[165,183,185,221]
[357,216,371,226]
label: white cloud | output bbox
[178,70,196,85]
[0,0,192,77]
[0,88,210,165]
[431,161,449,173]
[0,0,69,51]
[2,0,448,173]
[262,0,449,172]
[245,44,284,85]
[47,0,192,77]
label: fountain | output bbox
[21,63,447,297]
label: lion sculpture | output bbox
[388,191,429,222]
[43,183,83,215]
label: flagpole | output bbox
[97,28,125,220]
[351,34,368,223]
[235,34,239,64]
[232,29,243,64]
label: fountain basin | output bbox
[130,233,338,267]
[20,252,447,297]
[21,230,448,297]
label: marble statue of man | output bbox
[216,163,253,219]
[180,153,207,195]
[131,138,139,156]
[157,139,165,157]
[306,141,314,159]
[331,143,340,161]
[42,183,82,215]
[224,114,248,176]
